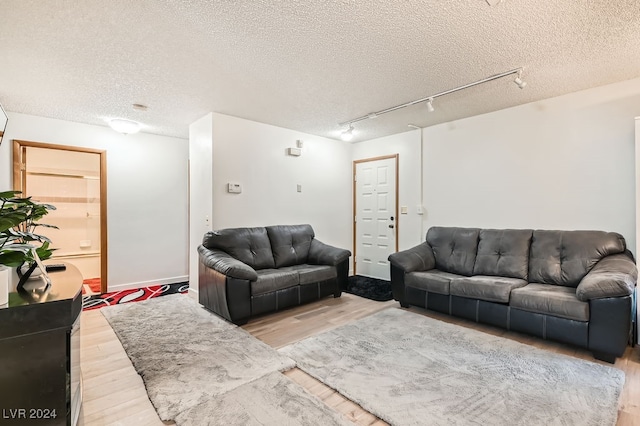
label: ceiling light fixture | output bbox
[338,67,526,131]
[340,125,354,141]
[109,118,141,135]
[514,70,527,89]
[426,98,435,112]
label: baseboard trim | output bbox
[107,275,189,292]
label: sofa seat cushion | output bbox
[252,269,299,296]
[450,276,527,303]
[280,264,337,285]
[405,270,461,295]
[510,283,589,322]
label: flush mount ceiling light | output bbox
[338,67,526,135]
[340,124,355,141]
[426,98,435,112]
[109,118,141,135]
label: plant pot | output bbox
[19,262,42,279]
[0,265,9,305]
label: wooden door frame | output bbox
[13,140,108,293]
[352,154,399,276]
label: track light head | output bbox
[514,71,527,89]
[426,98,435,112]
[340,125,354,141]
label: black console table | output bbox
[0,263,83,425]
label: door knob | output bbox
[390,216,394,221]
[389,224,394,229]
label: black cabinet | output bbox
[0,264,83,425]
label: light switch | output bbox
[400,206,408,214]
[297,184,302,193]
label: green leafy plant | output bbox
[0,190,57,267]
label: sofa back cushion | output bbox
[266,224,315,268]
[528,230,626,287]
[473,229,533,280]
[202,227,276,270]
[426,227,480,276]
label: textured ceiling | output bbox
[0,1,639,142]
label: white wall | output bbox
[210,113,352,252]
[351,130,424,250]
[188,113,214,293]
[0,112,190,290]
[422,78,640,255]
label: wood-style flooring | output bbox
[79,292,640,425]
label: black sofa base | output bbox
[199,260,347,325]
[251,278,340,317]
[397,279,632,363]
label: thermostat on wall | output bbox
[227,183,242,194]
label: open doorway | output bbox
[13,140,108,294]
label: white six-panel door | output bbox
[354,155,398,280]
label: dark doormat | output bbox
[346,275,393,302]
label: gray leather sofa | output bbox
[198,224,351,325]
[389,227,637,363]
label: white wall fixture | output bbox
[287,147,302,156]
[108,118,141,135]
[340,125,355,141]
[227,183,242,193]
[296,139,304,148]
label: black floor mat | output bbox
[346,275,393,302]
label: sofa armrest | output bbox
[576,254,637,301]
[388,242,435,273]
[197,245,258,281]
[308,239,351,266]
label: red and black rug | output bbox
[82,282,189,311]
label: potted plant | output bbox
[0,190,57,295]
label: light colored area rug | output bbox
[102,294,346,425]
[280,308,625,426]
[175,371,350,426]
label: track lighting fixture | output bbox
[340,125,354,142]
[514,70,527,89]
[426,98,435,112]
[338,67,527,132]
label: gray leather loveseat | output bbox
[389,227,637,362]
[198,224,350,325]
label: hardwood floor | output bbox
[78,309,169,426]
[79,292,640,425]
